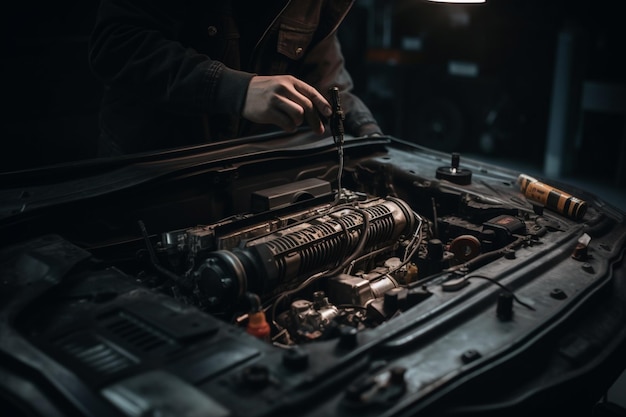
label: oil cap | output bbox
[436,153,472,185]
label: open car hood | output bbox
[1,132,625,417]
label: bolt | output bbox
[451,153,460,169]
[389,367,407,385]
[550,288,567,300]
[461,349,481,364]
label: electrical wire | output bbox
[270,269,329,329]
[321,207,371,277]
[334,143,344,205]
[444,234,528,273]
[467,274,536,311]
[269,206,372,327]
[346,211,424,276]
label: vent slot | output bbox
[100,311,178,354]
[57,334,135,375]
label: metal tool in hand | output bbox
[329,87,345,203]
[329,86,345,146]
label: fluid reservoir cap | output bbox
[449,235,481,262]
[436,152,472,185]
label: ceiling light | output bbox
[426,0,486,3]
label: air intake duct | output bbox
[194,197,416,311]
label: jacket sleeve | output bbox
[298,33,382,137]
[88,0,253,116]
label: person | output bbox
[88,0,382,156]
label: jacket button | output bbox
[295,47,303,56]
[207,26,218,36]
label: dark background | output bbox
[338,0,626,189]
[3,0,626,191]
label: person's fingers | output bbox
[270,86,323,134]
[242,75,331,134]
[284,80,328,135]
[268,107,297,132]
[304,107,325,135]
[292,79,332,118]
[273,95,304,132]
[282,91,324,135]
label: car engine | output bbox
[134,171,547,347]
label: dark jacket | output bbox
[89,0,381,155]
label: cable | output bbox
[384,212,424,276]
[269,207,371,327]
[270,269,329,329]
[321,207,371,277]
[334,144,344,205]
[444,234,527,273]
[346,211,424,276]
[467,274,536,311]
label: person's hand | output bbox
[242,75,332,135]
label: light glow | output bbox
[426,0,486,3]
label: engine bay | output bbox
[2,135,625,417]
[128,158,575,348]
